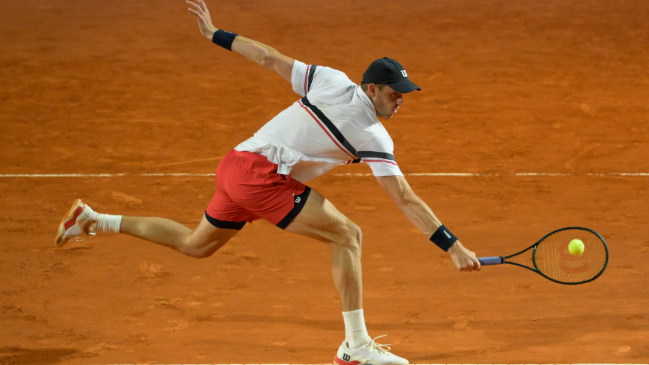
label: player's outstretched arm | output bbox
[375,175,481,272]
[187,0,294,82]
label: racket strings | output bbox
[534,229,607,283]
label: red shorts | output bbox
[205,150,311,230]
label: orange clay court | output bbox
[1,0,648,364]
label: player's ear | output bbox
[367,83,379,98]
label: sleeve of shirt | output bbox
[291,60,349,97]
[291,60,309,97]
[357,137,403,177]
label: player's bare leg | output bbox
[56,199,239,259]
[285,190,408,364]
[118,214,239,258]
[286,190,363,312]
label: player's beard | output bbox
[381,105,398,119]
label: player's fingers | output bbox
[187,7,199,16]
[186,0,200,11]
[198,0,209,13]
[462,261,473,272]
[187,8,202,20]
[187,1,205,16]
[188,8,208,25]
[468,258,476,271]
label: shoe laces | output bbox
[74,232,96,242]
[74,220,97,242]
[367,335,392,355]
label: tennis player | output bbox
[55,1,481,364]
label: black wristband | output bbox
[430,225,458,252]
[212,29,238,51]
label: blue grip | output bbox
[478,256,504,265]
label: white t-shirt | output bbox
[235,60,403,182]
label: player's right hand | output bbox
[447,241,481,272]
[187,0,218,39]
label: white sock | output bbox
[342,309,370,349]
[95,213,122,233]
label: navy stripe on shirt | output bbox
[300,96,359,158]
[307,65,317,93]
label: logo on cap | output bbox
[401,70,408,77]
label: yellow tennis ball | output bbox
[568,239,585,255]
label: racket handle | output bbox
[478,256,504,265]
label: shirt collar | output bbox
[355,85,377,116]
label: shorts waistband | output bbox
[231,150,270,162]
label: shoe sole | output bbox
[55,199,85,246]
[334,356,361,365]
[335,356,406,365]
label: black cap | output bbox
[362,57,421,93]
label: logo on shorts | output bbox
[295,197,301,204]
[401,70,408,77]
[342,354,351,361]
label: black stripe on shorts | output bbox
[276,186,312,230]
[204,211,246,230]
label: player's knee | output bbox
[181,235,219,259]
[185,248,213,259]
[179,247,209,259]
[352,223,362,249]
[337,221,362,252]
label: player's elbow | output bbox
[394,191,418,212]
[257,46,277,69]
[394,195,409,212]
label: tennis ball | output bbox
[568,239,585,255]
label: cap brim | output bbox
[388,80,421,93]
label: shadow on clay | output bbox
[0,347,77,365]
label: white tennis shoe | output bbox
[334,336,408,365]
[55,199,97,246]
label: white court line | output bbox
[141,173,215,177]
[0,173,213,177]
[0,173,128,177]
[333,172,649,177]
[0,173,648,178]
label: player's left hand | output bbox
[187,0,218,39]
[447,240,481,272]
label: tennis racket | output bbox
[478,227,608,285]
